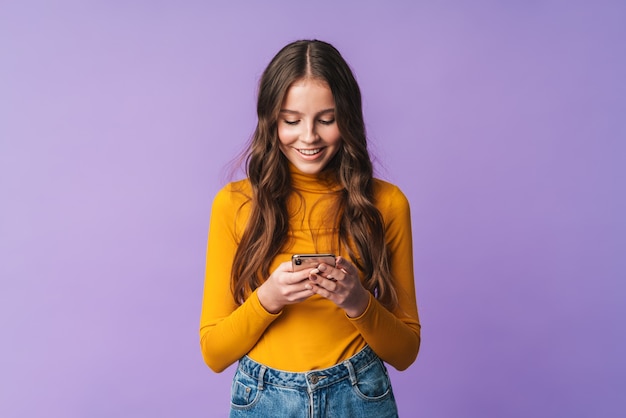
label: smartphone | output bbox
[292,253,336,272]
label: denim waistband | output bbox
[237,346,380,391]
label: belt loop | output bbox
[343,360,357,385]
[257,365,266,390]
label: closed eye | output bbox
[283,120,300,125]
[318,119,335,125]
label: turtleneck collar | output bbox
[288,163,343,193]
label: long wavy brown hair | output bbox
[231,40,398,310]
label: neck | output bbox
[288,163,341,193]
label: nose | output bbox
[301,122,319,144]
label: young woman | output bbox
[200,39,420,417]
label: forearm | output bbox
[349,294,421,371]
[200,290,280,372]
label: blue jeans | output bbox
[229,346,399,417]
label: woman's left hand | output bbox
[308,256,370,318]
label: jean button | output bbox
[309,375,320,384]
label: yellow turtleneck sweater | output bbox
[200,166,420,373]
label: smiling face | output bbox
[277,78,341,175]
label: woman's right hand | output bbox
[256,261,315,314]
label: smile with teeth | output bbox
[297,148,322,156]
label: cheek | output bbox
[276,126,286,145]
[325,127,342,145]
[277,125,295,145]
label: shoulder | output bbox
[212,179,253,211]
[372,178,411,224]
[372,178,410,208]
[372,179,413,240]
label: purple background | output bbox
[1,1,625,417]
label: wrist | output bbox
[345,290,370,318]
[257,284,283,314]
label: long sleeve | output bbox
[199,183,281,373]
[348,184,421,371]
[199,176,421,373]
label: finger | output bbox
[315,263,338,279]
[335,257,359,277]
[308,274,339,292]
[308,271,322,283]
[308,283,335,300]
[300,283,315,294]
[279,261,294,272]
[308,270,332,283]
[321,279,338,293]
[317,265,346,282]
[307,268,332,282]
[292,285,315,300]
[287,268,314,284]
[281,260,314,278]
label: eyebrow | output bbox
[279,108,335,116]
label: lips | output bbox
[297,148,322,156]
